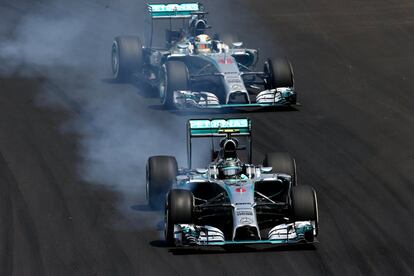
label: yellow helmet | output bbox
[194,34,212,54]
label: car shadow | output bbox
[129,76,158,99]
[149,240,316,255]
[147,104,299,116]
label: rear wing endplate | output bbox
[187,118,252,168]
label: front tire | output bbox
[264,58,295,104]
[112,36,143,82]
[263,152,297,186]
[165,189,194,245]
[264,58,294,89]
[146,156,178,209]
[291,185,319,236]
[159,60,189,109]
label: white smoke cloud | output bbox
[0,17,83,68]
[0,1,145,75]
[0,0,188,226]
[0,0,251,227]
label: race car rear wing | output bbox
[148,3,202,19]
[187,118,252,168]
[188,118,252,137]
[146,2,207,48]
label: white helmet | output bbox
[218,158,242,179]
[194,34,212,54]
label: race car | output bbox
[112,2,297,110]
[146,118,319,246]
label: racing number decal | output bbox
[218,57,233,64]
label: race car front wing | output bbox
[173,221,315,246]
[173,87,295,109]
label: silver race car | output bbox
[112,3,297,110]
[146,118,319,246]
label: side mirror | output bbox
[232,42,243,48]
[260,167,272,173]
[195,168,208,174]
[177,42,188,49]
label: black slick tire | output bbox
[111,36,143,82]
[164,189,194,245]
[159,60,189,109]
[264,58,294,89]
[263,152,297,185]
[146,156,177,210]
[291,185,319,236]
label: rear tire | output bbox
[165,189,194,245]
[159,60,189,109]
[112,36,143,82]
[146,156,178,209]
[291,185,319,236]
[263,152,297,185]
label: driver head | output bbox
[219,158,242,179]
[194,34,212,54]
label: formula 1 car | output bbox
[146,118,319,246]
[112,2,296,110]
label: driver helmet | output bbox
[194,34,212,54]
[218,138,242,179]
[219,158,242,179]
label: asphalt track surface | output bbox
[1,0,414,275]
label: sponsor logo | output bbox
[226,77,241,83]
[236,211,253,216]
[189,119,248,129]
[150,3,199,12]
[235,202,250,205]
[240,217,253,224]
